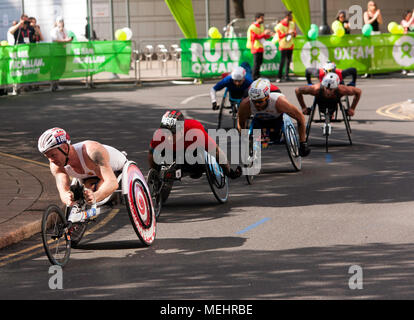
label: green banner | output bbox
[165,0,197,39]
[0,40,132,85]
[180,38,281,78]
[292,33,414,75]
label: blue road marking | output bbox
[326,154,332,163]
[236,217,270,235]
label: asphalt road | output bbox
[1,76,414,300]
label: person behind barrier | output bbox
[8,14,35,45]
[38,128,127,223]
[247,13,273,80]
[295,73,362,117]
[237,78,311,157]
[210,66,253,110]
[29,17,44,42]
[305,61,357,87]
[148,110,241,179]
[275,11,296,82]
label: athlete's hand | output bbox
[228,166,242,179]
[347,108,355,117]
[62,190,75,207]
[83,188,96,205]
[299,142,311,157]
[302,107,311,115]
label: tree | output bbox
[232,0,245,18]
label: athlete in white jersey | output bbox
[237,78,311,157]
[38,128,127,212]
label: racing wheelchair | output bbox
[146,150,229,220]
[243,114,302,184]
[217,87,242,129]
[41,160,156,267]
[305,97,352,153]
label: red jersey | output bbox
[319,68,343,83]
[149,119,217,153]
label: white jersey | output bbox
[249,92,284,120]
[64,141,127,180]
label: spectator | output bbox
[401,9,414,33]
[50,16,72,91]
[85,17,98,40]
[8,14,35,45]
[276,11,296,82]
[335,10,351,34]
[246,12,273,80]
[29,17,44,42]
[7,20,17,45]
[50,16,73,43]
[363,1,383,34]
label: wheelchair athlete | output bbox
[38,127,127,223]
[148,110,242,179]
[305,61,357,87]
[295,73,362,117]
[210,66,253,110]
[237,78,311,157]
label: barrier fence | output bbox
[0,40,132,86]
[180,33,414,78]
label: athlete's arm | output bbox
[50,163,74,207]
[295,84,319,114]
[338,85,362,116]
[84,142,118,204]
[276,95,307,143]
[237,97,252,132]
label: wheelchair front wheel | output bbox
[41,205,71,267]
[146,169,162,220]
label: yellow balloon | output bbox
[335,26,345,37]
[115,29,127,40]
[388,22,398,33]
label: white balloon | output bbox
[122,27,133,40]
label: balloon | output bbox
[388,22,398,33]
[390,24,404,34]
[115,29,127,41]
[208,27,222,39]
[334,26,345,37]
[122,27,133,40]
[307,28,318,40]
[310,24,318,31]
[331,20,342,32]
[362,24,373,37]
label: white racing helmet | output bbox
[231,66,246,81]
[248,78,271,100]
[323,61,336,74]
[38,127,71,154]
[321,72,340,89]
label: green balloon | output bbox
[308,28,318,40]
[310,24,318,30]
[362,24,373,37]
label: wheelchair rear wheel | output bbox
[146,168,162,220]
[124,163,156,246]
[204,152,229,203]
[41,205,71,267]
[283,115,302,171]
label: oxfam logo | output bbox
[300,41,329,68]
[392,36,414,67]
[263,41,277,60]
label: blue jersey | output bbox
[213,74,253,100]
